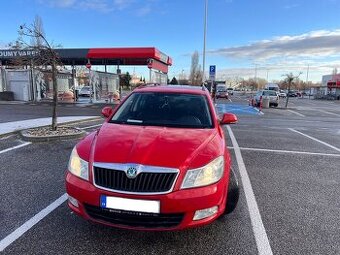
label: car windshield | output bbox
[263,91,277,96]
[110,92,213,128]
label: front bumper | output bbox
[65,171,228,231]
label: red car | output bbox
[66,85,239,230]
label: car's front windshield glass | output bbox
[263,91,277,96]
[110,92,213,128]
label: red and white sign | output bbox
[86,62,91,69]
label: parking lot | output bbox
[0,96,340,254]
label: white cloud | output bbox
[39,0,160,15]
[208,29,340,61]
[213,58,340,82]
[113,0,135,10]
[41,0,136,12]
[283,3,300,9]
[136,6,151,16]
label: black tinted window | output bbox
[111,92,213,128]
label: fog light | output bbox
[68,195,79,208]
[193,206,218,221]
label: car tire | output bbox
[224,168,239,215]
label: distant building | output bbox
[321,74,340,96]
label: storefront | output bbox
[0,47,172,102]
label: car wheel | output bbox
[224,168,239,214]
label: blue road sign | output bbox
[209,65,216,75]
[209,65,216,81]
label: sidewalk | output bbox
[0,116,100,137]
[0,99,120,108]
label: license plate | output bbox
[100,195,160,213]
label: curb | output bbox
[19,127,86,142]
[0,116,102,139]
[28,101,120,108]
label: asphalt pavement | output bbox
[0,95,340,254]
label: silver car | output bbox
[78,86,93,97]
[254,90,279,107]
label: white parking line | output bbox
[79,124,102,130]
[228,146,340,157]
[227,126,273,255]
[0,142,31,155]
[0,194,67,252]
[287,110,305,117]
[317,109,340,117]
[288,128,340,153]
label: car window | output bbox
[263,91,277,96]
[110,92,213,128]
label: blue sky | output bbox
[1,0,340,82]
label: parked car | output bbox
[216,88,229,99]
[287,90,297,97]
[66,85,240,230]
[278,90,287,98]
[254,90,279,107]
[78,86,93,97]
[227,87,234,95]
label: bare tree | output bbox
[30,15,45,47]
[18,19,62,130]
[189,51,203,85]
[283,72,302,108]
[332,67,338,76]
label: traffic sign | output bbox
[86,62,91,69]
[209,65,216,81]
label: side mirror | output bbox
[220,113,238,125]
[101,106,113,118]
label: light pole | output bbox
[254,64,258,90]
[202,0,208,82]
[306,64,310,99]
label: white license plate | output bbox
[100,195,160,213]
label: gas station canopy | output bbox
[0,47,172,74]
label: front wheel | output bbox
[224,168,239,214]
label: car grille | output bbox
[84,204,184,228]
[93,167,177,193]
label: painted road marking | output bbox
[216,103,261,115]
[228,146,340,157]
[288,128,340,153]
[317,109,340,117]
[0,142,31,155]
[227,126,273,255]
[287,110,305,117]
[0,194,67,252]
[79,124,102,130]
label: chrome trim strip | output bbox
[92,162,179,195]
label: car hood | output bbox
[91,123,219,169]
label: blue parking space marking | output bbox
[216,103,262,115]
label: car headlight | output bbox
[68,147,89,181]
[181,156,224,189]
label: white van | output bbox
[265,83,279,92]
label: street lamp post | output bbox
[202,0,208,83]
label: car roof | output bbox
[134,85,209,95]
